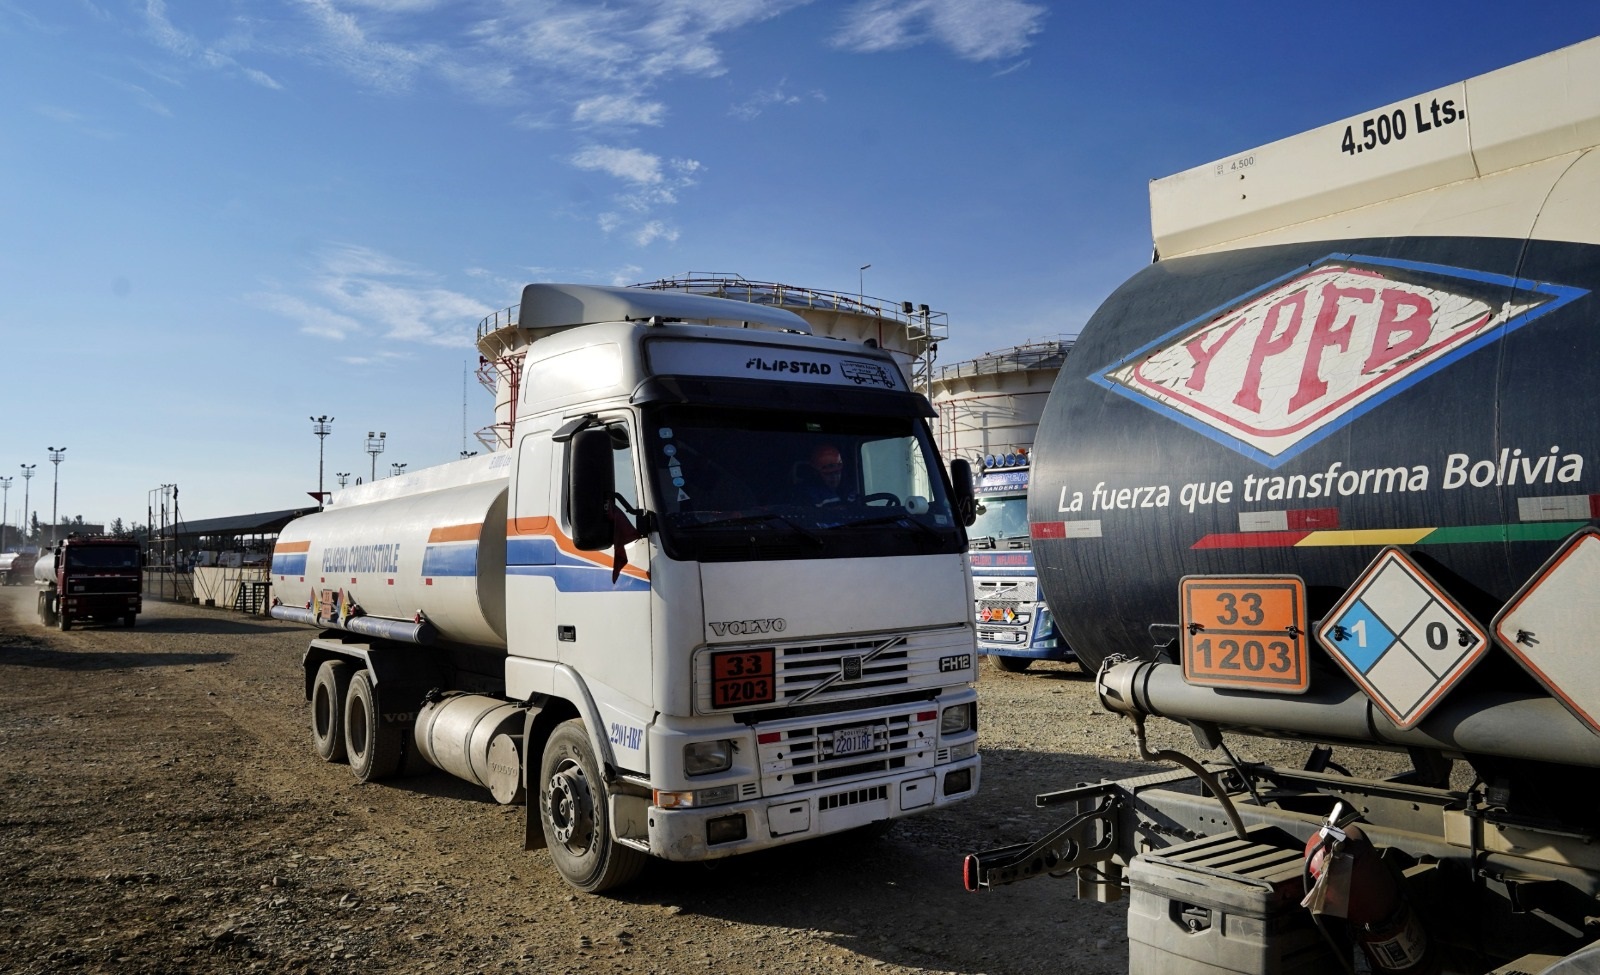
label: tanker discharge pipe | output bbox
[1098,659,1600,770]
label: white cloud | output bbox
[139,0,286,93]
[339,0,442,11]
[124,1,1045,254]
[253,292,366,340]
[572,145,664,185]
[257,244,496,347]
[117,80,173,117]
[633,221,679,246]
[832,0,1046,61]
[730,79,825,121]
[141,0,194,56]
[293,0,432,93]
[573,94,666,127]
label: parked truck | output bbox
[35,535,143,629]
[965,37,1600,974]
[271,283,982,893]
[1,550,37,586]
[968,453,1069,672]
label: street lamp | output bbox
[390,462,407,478]
[20,464,35,545]
[310,415,334,502]
[0,476,11,550]
[366,431,387,481]
[46,447,65,547]
[336,472,350,489]
[858,263,871,310]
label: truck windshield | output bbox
[65,546,141,569]
[970,494,1030,549]
[642,405,965,561]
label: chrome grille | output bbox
[975,579,1037,603]
[695,626,972,714]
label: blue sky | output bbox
[2,1,1598,529]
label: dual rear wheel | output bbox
[306,663,644,892]
[309,660,403,781]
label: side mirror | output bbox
[568,428,616,551]
[950,458,977,527]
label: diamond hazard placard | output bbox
[1493,529,1600,734]
[1316,547,1488,729]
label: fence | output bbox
[144,566,272,616]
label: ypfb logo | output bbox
[1094,255,1586,467]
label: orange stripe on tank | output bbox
[274,540,311,553]
[509,517,648,581]
[428,523,483,543]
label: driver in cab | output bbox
[802,444,856,505]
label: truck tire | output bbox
[538,719,646,893]
[344,669,404,782]
[312,659,354,763]
[989,655,1031,673]
[58,613,71,632]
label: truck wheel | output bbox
[344,669,403,782]
[312,659,354,763]
[58,613,71,632]
[989,655,1031,673]
[539,719,646,893]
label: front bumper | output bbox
[646,754,981,861]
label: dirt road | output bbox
[0,586,1167,975]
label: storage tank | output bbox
[929,339,1071,462]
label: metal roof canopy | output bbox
[152,507,317,542]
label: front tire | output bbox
[539,719,646,893]
[312,659,353,763]
[344,669,404,782]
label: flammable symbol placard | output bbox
[1493,529,1600,735]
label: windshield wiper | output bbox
[833,513,945,539]
[693,511,824,546]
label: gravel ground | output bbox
[0,585,1375,975]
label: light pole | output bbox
[366,431,386,481]
[858,264,871,310]
[0,475,11,550]
[310,415,334,502]
[336,472,350,489]
[46,446,65,547]
[20,464,35,545]
[390,462,407,479]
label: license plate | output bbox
[832,725,877,757]
[1179,575,1310,693]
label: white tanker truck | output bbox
[965,37,1600,974]
[272,283,981,893]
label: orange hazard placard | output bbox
[1179,575,1310,693]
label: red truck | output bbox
[0,551,37,586]
[35,535,144,630]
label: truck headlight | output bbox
[941,703,974,736]
[684,739,733,776]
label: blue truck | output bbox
[967,454,1069,672]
